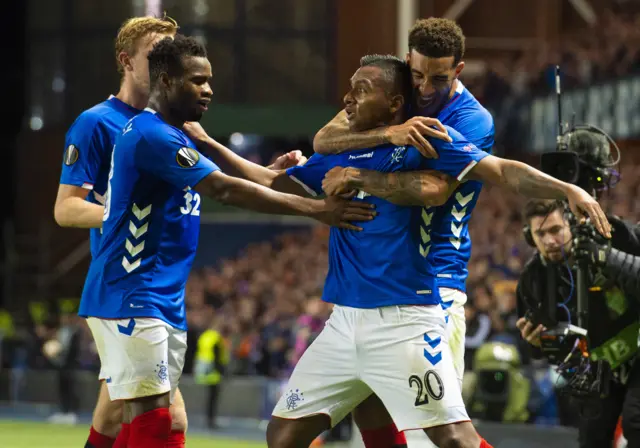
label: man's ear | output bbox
[118,51,132,73]
[454,61,465,78]
[389,93,405,115]
[159,72,172,90]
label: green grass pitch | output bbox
[0,420,267,448]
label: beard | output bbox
[416,85,452,117]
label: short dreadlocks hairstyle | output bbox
[148,34,208,87]
[408,18,465,66]
[359,54,412,105]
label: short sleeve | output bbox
[421,126,489,181]
[286,154,335,196]
[59,113,106,190]
[135,127,219,190]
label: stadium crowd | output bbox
[466,7,640,106]
[3,150,640,379]
[1,6,640,423]
[184,148,640,381]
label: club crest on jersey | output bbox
[391,146,406,163]
[176,147,200,168]
[64,144,79,166]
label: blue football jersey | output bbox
[78,109,219,330]
[59,96,141,258]
[287,126,487,308]
[421,82,495,294]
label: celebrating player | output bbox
[79,34,374,448]
[185,54,487,448]
[53,16,190,448]
[184,49,608,447]
[314,18,611,447]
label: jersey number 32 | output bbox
[180,190,201,216]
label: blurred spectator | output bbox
[194,306,229,429]
[42,311,85,425]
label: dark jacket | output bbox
[516,215,640,369]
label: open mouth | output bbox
[345,108,355,120]
[197,100,210,111]
[417,95,436,108]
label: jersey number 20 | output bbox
[180,191,201,216]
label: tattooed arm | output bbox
[322,167,455,207]
[466,155,569,198]
[466,155,611,237]
[313,111,450,158]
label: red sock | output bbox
[129,408,172,448]
[112,423,130,448]
[87,426,116,448]
[166,430,186,448]
[479,438,494,448]
[361,423,407,447]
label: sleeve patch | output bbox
[64,144,80,166]
[176,147,200,168]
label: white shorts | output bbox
[440,288,467,386]
[272,304,469,431]
[87,317,186,402]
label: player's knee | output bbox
[267,416,329,448]
[169,402,188,433]
[353,395,394,431]
[425,422,479,448]
[127,392,171,420]
[266,417,306,448]
[92,393,124,437]
[266,418,292,448]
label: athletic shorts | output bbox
[272,304,468,431]
[87,317,186,402]
[440,287,467,386]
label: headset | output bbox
[525,66,621,246]
[522,200,573,248]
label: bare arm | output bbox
[466,155,569,199]
[313,110,387,154]
[467,155,611,237]
[182,126,313,197]
[195,140,311,197]
[189,133,279,187]
[313,112,449,158]
[54,184,104,228]
[194,171,375,230]
[183,123,315,197]
[322,167,456,207]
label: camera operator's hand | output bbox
[572,222,611,266]
[565,185,612,239]
[516,317,545,348]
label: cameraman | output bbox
[516,198,640,447]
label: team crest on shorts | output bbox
[155,360,168,383]
[285,389,305,410]
[176,147,200,168]
[64,144,79,166]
